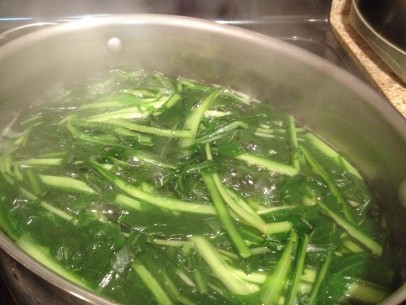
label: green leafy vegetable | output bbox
[0,68,397,305]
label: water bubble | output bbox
[107,37,124,53]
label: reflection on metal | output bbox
[0,22,58,41]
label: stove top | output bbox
[0,1,366,304]
[0,0,365,78]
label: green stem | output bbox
[260,233,296,305]
[303,133,338,159]
[193,269,209,294]
[346,280,389,304]
[15,158,62,166]
[317,200,382,256]
[130,150,176,169]
[17,185,74,222]
[17,236,90,289]
[152,239,193,248]
[40,201,73,222]
[89,161,216,215]
[301,146,356,223]
[307,250,333,305]
[66,119,119,145]
[286,234,309,305]
[115,194,143,211]
[25,168,42,194]
[164,93,182,109]
[162,270,197,305]
[179,88,222,151]
[39,174,97,194]
[190,235,258,295]
[202,174,252,258]
[211,172,269,233]
[132,259,174,305]
[97,118,192,139]
[288,116,300,170]
[236,152,299,176]
[196,121,248,144]
[85,106,151,122]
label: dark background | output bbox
[0,276,16,304]
[0,0,332,18]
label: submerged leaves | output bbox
[0,68,395,305]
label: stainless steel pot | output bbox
[0,15,405,305]
[350,0,406,83]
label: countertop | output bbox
[330,0,406,117]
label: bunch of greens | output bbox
[0,68,396,305]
